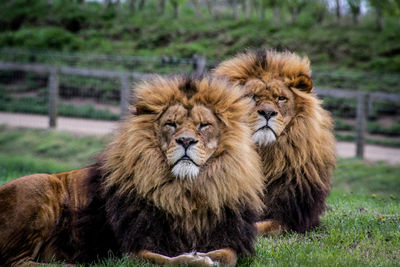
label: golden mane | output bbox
[214,50,336,233]
[214,49,311,84]
[260,89,335,195]
[101,75,264,234]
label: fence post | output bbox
[120,73,130,119]
[192,54,206,76]
[48,68,59,128]
[355,92,368,158]
[367,97,374,117]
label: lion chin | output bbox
[252,129,276,146]
[172,160,199,180]
[251,115,281,146]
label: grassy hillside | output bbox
[0,126,399,266]
[0,1,400,73]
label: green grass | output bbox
[0,127,399,266]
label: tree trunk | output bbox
[128,0,136,12]
[246,0,254,20]
[138,0,145,10]
[352,13,359,25]
[258,3,265,21]
[192,0,201,18]
[232,0,238,20]
[103,0,112,9]
[335,0,341,24]
[273,7,280,25]
[376,7,384,30]
[291,9,298,24]
[172,1,180,18]
[157,0,166,16]
[206,0,213,15]
[212,0,219,19]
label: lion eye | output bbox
[164,122,177,128]
[252,95,259,101]
[199,123,211,130]
[278,96,287,101]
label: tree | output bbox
[347,0,362,25]
[127,0,136,12]
[137,0,145,10]
[369,0,389,30]
[268,0,284,25]
[170,0,187,18]
[157,0,166,16]
[287,0,308,24]
[335,0,342,24]
[254,0,267,20]
[192,0,201,18]
[310,0,327,24]
[227,0,239,20]
[205,0,219,19]
[389,0,400,26]
[103,0,112,9]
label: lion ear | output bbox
[289,75,313,93]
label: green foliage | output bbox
[367,120,400,136]
[0,0,48,31]
[335,119,354,131]
[0,27,82,50]
[0,1,400,73]
[322,97,357,118]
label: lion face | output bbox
[244,75,311,146]
[103,75,265,225]
[158,104,220,180]
[213,50,314,147]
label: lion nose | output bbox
[176,137,198,149]
[258,110,278,120]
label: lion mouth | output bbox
[171,154,200,180]
[174,155,199,167]
[255,125,278,138]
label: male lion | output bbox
[214,50,336,235]
[0,76,264,266]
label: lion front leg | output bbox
[135,250,217,266]
[256,219,286,236]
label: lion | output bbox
[214,49,336,235]
[0,75,265,266]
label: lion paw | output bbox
[171,252,216,267]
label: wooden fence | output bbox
[1,61,399,159]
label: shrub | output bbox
[0,27,82,51]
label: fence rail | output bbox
[1,61,399,159]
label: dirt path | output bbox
[1,112,399,165]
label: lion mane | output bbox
[0,75,264,266]
[214,50,336,233]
